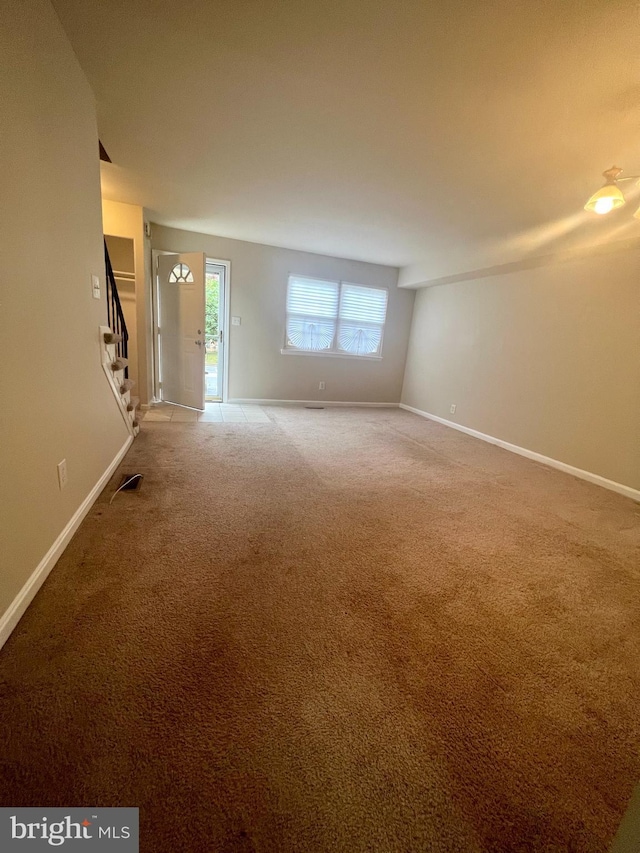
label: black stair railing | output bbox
[104,240,129,379]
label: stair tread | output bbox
[103,332,122,344]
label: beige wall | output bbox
[401,248,640,490]
[152,225,415,403]
[0,0,130,619]
[102,200,153,404]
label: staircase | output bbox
[100,241,140,437]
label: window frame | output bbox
[168,262,194,283]
[282,274,388,360]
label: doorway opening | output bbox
[205,262,225,401]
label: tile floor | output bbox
[142,402,271,424]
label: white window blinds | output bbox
[285,276,387,358]
[338,283,388,356]
[286,277,339,351]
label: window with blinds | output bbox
[285,276,388,357]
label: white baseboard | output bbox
[228,398,399,408]
[0,435,134,651]
[399,403,639,502]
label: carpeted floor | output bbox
[1,407,639,852]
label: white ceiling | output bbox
[53,0,640,283]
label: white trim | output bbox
[280,348,382,361]
[228,398,399,407]
[151,249,167,402]
[399,404,640,502]
[0,435,134,651]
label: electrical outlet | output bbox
[450,404,457,414]
[57,459,68,490]
[319,381,325,390]
[231,316,241,326]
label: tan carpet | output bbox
[1,407,639,852]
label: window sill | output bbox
[280,348,382,361]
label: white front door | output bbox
[157,252,206,409]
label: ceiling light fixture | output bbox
[584,166,640,217]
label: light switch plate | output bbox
[92,274,101,299]
[231,316,241,326]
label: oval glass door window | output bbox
[168,262,194,283]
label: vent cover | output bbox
[118,474,143,491]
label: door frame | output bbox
[206,258,231,403]
[152,250,231,403]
